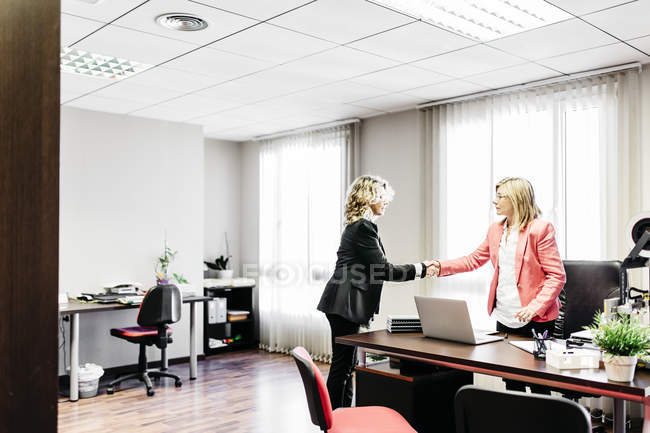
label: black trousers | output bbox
[326,313,360,410]
[497,320,555,395]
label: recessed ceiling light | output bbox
[60,47,152,80]
[369,0,572,42]
[156,13,209,31]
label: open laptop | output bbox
[414,296,503,345]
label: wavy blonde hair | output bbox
[496,177,541,230]
[344,175,395,225]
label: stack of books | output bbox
[386,315,422,333]
[227,310,250,321]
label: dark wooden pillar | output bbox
[0,1,60,432]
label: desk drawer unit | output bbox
[356,360,472,433]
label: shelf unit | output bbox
[203,284,255,355]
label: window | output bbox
[433,78,618,328]
[258,125,350,360]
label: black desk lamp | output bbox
[619,215,650,306]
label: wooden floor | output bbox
[58,350,329,433]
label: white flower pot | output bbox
[602,353,637,382]
[215,269,234,279]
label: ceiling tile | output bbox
[349,92,427,112]
[61,0,145,23]
[251,95,336,117]
[61,13,104,47]
[92,81,185,104]
[130,105,193,122]
[412,44,525,78]
[347,21,475,62]
[194,0,312,21]
[217,103,290,122]
[195,67,329,104]
[288,81,390,105]
[583,1,650,41]
[544,0,634,16]
[64,94,150,114]
[74,24,198,65]
[627,35,650,54]
[466,63,560,89]
[113,0,257,46]
[205,129,252,141]
[61,72,111,97]
[189,112,254,130]
[257,113,334,132]
[402,80,487,101]
[142,94,242,120]
[350,65,450,92]
[124,67,224,93]
[269,0,414,44]
[274,47,398,83]
[537,43,649,74]
[487,18,617,61]
[208,23,335,64]
[309,104,386,120]
[164,47,271,82]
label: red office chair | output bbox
[107,284,183,397]
[291,346,417,433]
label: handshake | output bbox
[422,260,440,278]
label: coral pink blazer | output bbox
[439,219,566,322]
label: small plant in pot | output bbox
[155,242,189,286]
[204,255,233,279]
[587,313,650,382]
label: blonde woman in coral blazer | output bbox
[434,177,565,393]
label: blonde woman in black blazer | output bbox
[317,175,435,409]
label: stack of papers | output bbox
[204,278,256,288]
[387,315,422,333]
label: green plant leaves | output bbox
[587,313,650,356]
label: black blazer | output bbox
[317,218,418,325]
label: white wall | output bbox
[59,107,204,372]
[240,140,261,337]
[204,138,241,276]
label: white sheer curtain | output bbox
[258,124,354,362]
[425,69,642,330]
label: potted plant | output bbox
[204,255,232,279]
[588,313,650,382]
[156,242,189,286]
[204,232,233,279]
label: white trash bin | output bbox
[78,363,104,398]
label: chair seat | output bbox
[111,326,172,338]
[329,406,416,433]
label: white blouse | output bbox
[492,223,527,328]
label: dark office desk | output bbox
[59,296,211,401]
[338,330,650,433]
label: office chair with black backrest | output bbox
[107,284,183,397]
[455,385,592,433]
[551,260,619,426]
[291,347,417,433]
[554,260,621,339]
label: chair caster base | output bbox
[106,387,114,395]
[175,380,182,387]
[146,388,154,397]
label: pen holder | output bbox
[532,335,548,360]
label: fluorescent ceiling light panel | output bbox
[60,47,152,80]
[369,0,572,41]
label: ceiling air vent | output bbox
[156,13,209,31]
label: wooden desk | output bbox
[337,330,650,433]
[59,296,210,401]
